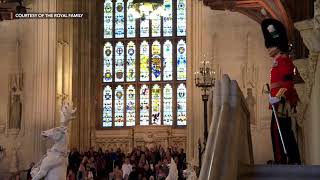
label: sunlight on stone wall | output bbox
[199,9,274,164]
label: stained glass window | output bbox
[115,42,125,82]
[101,0,187,127]
[152,14,161,37]
[152,84,161,125]
[140,19,149,37]
[103,86,112,127]
[177,0,186,36]
[115,85,124,126]
[126,85,135,126]
[140,41,149,81]
[126,0,135,38]
[140,85,149,125]
[103,42,113,82]
[115,0,125,38]
[126,41,136,82]
[151,41,161,81]
[177,84,187,125]
[177,40,187,80]
[163,84,173,125]
[163,0,173,36]
[104,0,113,38]
[163,40,173,80]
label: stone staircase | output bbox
[238,165,320,180]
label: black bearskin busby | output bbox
[261,19,289,52]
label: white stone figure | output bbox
[165,158,178,180]
[31,101,76,180]
[183,160,198,180]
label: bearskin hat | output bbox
[261,19,289,52]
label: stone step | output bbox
[238,165,320,180]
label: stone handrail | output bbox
[199,75,253,180]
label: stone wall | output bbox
[0,0,58,173]
[187,1,274,164]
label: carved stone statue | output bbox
[183,160,197,180]
[8,74,23,129]
[166,158,178,180]
[31,101,76,180]
[245,88,257,125]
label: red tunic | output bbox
[270,54,299,109]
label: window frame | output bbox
[99,0,187,129]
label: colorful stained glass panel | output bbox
[177,0,186,36]
[140,41,149,81]
[115,42,125,82]
[104,0,113,38]
[115,85,124,126]
[152,41,161,81]
[103,42,113,82]
[140,19,149,37]
[177,84,187,125]
[152,84,161,125]
[177,40,187,80]
[163,0,173,36]
[127,41,136,82]
[115,0,125,38]
[103,86,112,127]
[163,40,173,80]
[127,0,136,38]
[163,84,173,125]
[126,85,135,126]
[140,85,149,125]
[152,15,161,37]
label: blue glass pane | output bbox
[103,42,113,82]
[104,0,113,38]
[152,41,161,81]
[177,40,187,80]
[177,84,187,125]
[126,85,135,126]
[103,86,112,127]
[140,85,149,125]
[163,40,173,80]
[115,0,125,38]
[115,85,124,126]
[163,0,172,36]
[177,0,186,36]
[126,41,136,82]
[115,42,125,82]
[127,0,136,38]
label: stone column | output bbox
[20,0,57,161]
[69,0,101,151]
[294,3,320,163]
[186,0,211,164]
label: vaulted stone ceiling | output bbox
[203,0,314,58]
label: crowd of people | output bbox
[66,146,187,180]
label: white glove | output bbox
[269,96,280,105]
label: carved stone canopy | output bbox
[203,0,293,39]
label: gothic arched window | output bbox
[102,0,187,127]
